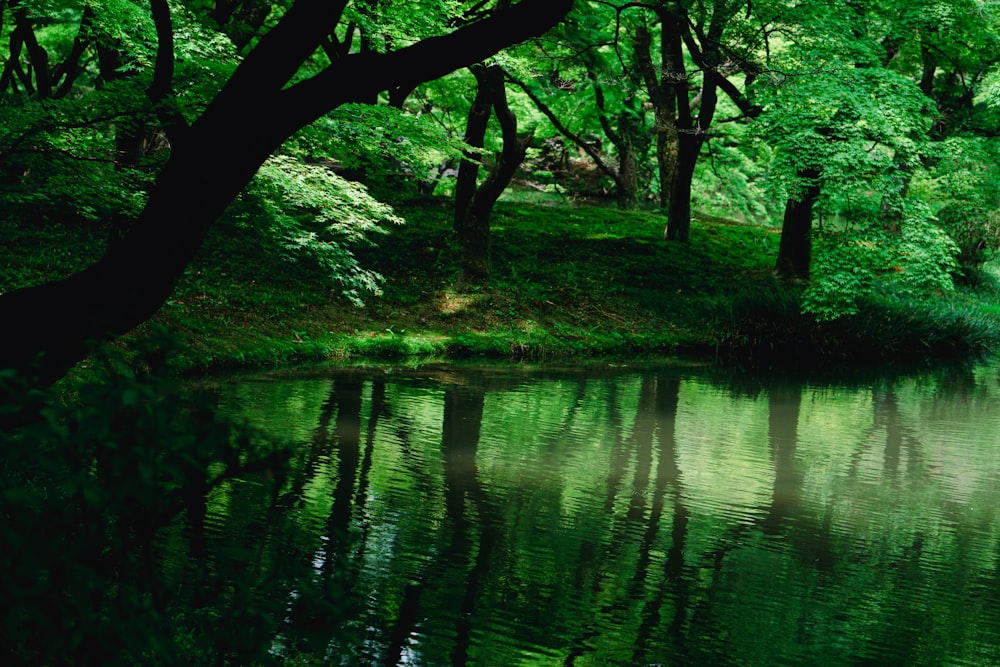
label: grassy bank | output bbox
[156,197,780,370]
[5,197,1000,372]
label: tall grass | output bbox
[712,286,1000,369]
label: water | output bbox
[207,360,1000,666]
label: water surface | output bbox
[211,360,1000,666]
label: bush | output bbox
[711,285,1000,369]
[802,204,959,321]
[936,200,1000,275]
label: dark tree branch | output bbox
[679,11,761,120]
[587,66,625,148]
[148,0,174,106]
[11,5,51,98]
[280,0,574,128]
[506,73,622,187]
[52,6,94,98]
[0,0,574,387]
[469,66,533,221]
[220,0,350,99]
[455,64,492,229]
[148,0,188,139]
[8,26,35,94]
[0,40,19,92]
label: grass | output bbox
[4,195,1000,372]
[147,197,771,370]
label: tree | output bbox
[508,3,653,209]
[454,62,533,284]
[629,0,762,241]
[0,0,574,388]
[774,167,820,281]
[898,0,1000,277]
[755,55,953,315]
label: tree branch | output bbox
[279,0,573,131]
[52,6,94,98]
[506,72,622,187]
[148,0,174,106]
[10,12,47,97]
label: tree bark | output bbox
[455,65,533,284]
[775,168,821,281]
[588,59,647,209]
[665,133,699,241]
[0,0,574,388]
[454,65,494,282]
[633,20,679,214]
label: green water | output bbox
[211,360,1000,666]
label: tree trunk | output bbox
[455,66,492,227]
[617,145,639,210]
[775,168,821,281]
[455,65,532,284]
[610,93,647,209]
[632,22,678,214]
[0,0,574,389]
[664,133,700,241]
[587,56,647,209]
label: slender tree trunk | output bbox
[633,21,679,214]
[587,56,647,209]
[509,70,639,208]
[654,127,677,212]
[455,65,492,222]
[775,168,821,281]
[617,146,639,209]
[665,133,701,241]
[454,65,494,283]
[611,96,647,209]
[455,65,532,284]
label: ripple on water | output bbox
[211,361,1000,666]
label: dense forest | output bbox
[4,1,1000,663]
[3,0,1000,381]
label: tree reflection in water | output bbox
[208,362,1000,666]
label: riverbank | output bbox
[7,197,1000,372]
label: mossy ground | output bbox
[152,197,783,370]
[4,196,999,373]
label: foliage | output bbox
[752,65,932,216]
[802,203,959,321]
[0,0,242,228]
[693,119,775,223]
[228,155,403,306]
[0,82,151,224]
[909,137,1000,273]
[293,102,467,197]
[713,283,1000,368]
[936,200,1000,271]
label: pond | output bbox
[210,359,1000,666]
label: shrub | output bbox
[803,203,959,321]
[711,285,1000,368]
[936,200,1000,275]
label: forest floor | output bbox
[5,196,1000,374]
[154,197,785,371]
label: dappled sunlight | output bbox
[436,290,484,315]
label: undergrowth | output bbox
[4,197,999,370]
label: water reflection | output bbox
[210,362,1000,666]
